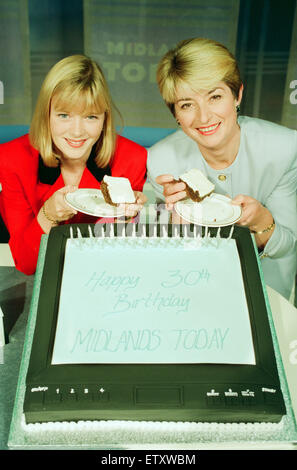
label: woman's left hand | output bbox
[231,194,273,231]
[119,191,148,219]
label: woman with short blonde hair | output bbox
[156,38,242,116]
[147,37,297,300]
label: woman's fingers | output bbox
[47,186,78,220]
[116,191,148,218]
[155,174,175,185]
[155,174,186,205]
[164,181,186,197]
[134,191,148,205]
[231,194,266,228]
[156,174,186,195]
[165,189,187,204]
[59,185,78,194]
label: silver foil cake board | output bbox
[8,232,297,449]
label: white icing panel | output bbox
[52,235,255,365]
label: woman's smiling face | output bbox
[49,93,105,163]
[174,81,243,153]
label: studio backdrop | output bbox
[0,0,296,130]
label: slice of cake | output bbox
[101,175,136,206]
[179,169,215,202]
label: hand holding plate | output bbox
[46,186,78,222]
[231,194,271,230]
[119,191,148,219]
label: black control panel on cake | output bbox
[24,382,285,424]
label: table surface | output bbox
[0,245,296,450]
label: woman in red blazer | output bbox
[0,55,147,275]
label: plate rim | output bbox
[174,193,242,227]
[65,188,126,218]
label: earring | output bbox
[236,104,240,113]
[176,119,180,126]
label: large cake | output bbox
[21,222,287,429]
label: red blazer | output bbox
[0,134,147,275]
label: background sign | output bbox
[0,1,295,128]
[84,0,240,127]
[0,0,31,124]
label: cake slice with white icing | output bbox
[179,168,215,202]
[101,175,136,206]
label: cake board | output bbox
[8,224,297,449]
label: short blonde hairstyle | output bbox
[157,38,242,115]
[30,55,116,168]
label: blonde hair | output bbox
[157,38,242,115]
[30,55,117,168]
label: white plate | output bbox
[174,193,242,227]
[65,188,126,217]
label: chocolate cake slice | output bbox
[179,169,215,202]
[101,175,136,206]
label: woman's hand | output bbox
[119,191,148,219]
[46,185,78,221]
[232,194,275,248]
[231,194,271,229]
[38,185,78,232]
[155,174,187,210]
